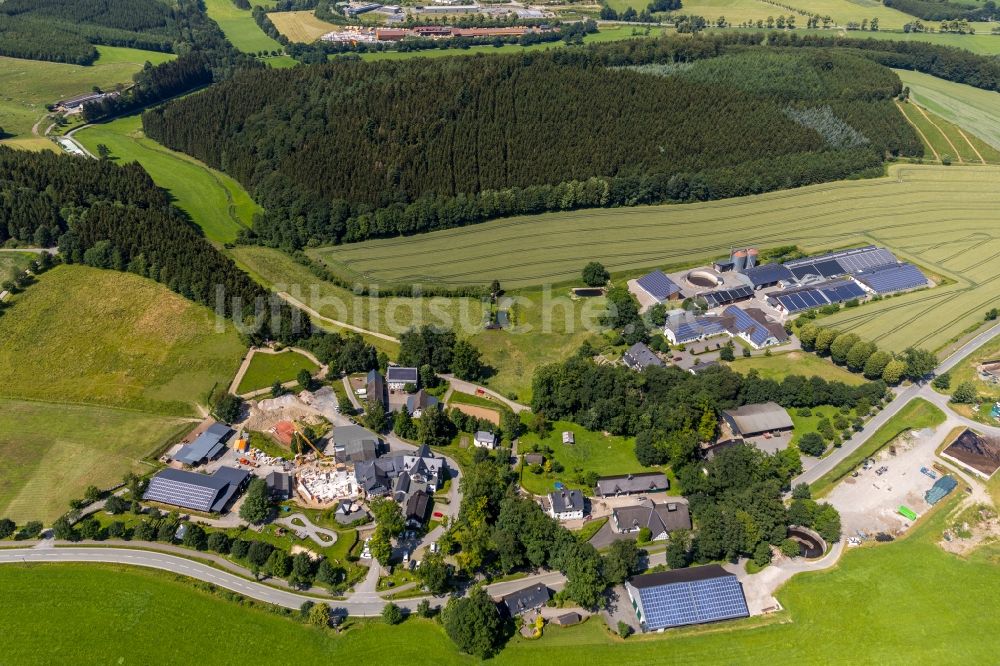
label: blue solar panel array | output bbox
[637,575,749,630]
[671,317,728,343]
[770,280,866,313]
[701,285,754,308]
[783,245,897,277]
[742,263,793,288]
[855,263,927,295]
[636,270,681,301]
[723,306,774,347]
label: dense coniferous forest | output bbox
[883,0,995,21]
[143,43,918,248]
[0,147,303,343]
[0,0,175,64]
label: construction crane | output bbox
[292,423,327,461]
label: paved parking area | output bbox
[826,426,943,537]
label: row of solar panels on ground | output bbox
[700,285,754,308]
[770,280,866,313]
[638,576,749,629]
[854,263,928,295]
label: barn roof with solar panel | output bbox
[143,466,250,513]
[625,564,749,631]
[635,270,682,302]
[767,280,866,314]
[853,262,928,295]
[783,245,897,279]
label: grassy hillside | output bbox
[0,252,35,279]
[897,69,1000,150]
[0,46,174,143]
[236,350,318,394]
[895,100,1000,164]
[313,163,1000,353]
[0,399,190,522]
[0,265,245,416]
[4,492,1000,662]
[75,115,258,243]
[203,0,282,53]
[267,10,339,43]
[728,351,867,385]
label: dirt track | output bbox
[450,402,500,425]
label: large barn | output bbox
[721,402,794,438]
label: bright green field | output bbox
[5,490,1000,663]
[728,350,867,385]
[0,399,190,523]
[516,420,643,495]
[236,349,319,394]
[0,265,245,416]
[896,99,999,164]
[0,46,174,141]
[75,115,259,243]
[812,397,946,496]
[314,164,1000,353]
[945,331,1000,403]
[607,0,918,29]
[203,0,283,53]
[897,69,1000,151]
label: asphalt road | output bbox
[0,547,418,615]
[794,320,1000,486]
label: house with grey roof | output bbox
[405,490,432,527]
[366,369,386,409]
[595,472,669,497]
[386,366,419,391]
[474,430,498,449]
[331,424,382,464]
[354,444,446,504]
[612,498,691,540]
[265,471,294,500]
[546,489,585,521]
[623,342,665,371]
[405,389,439,417]
[499,584,551,617]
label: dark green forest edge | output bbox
[143,37,923,249]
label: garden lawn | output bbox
[0,265,245,416]
[0,252,34,279]
[0,399,191,523]
[811,397,946,496]
[0,46,173,141]
[727,350,867,385]
[6,492,1000,663]
[516,420,643,496]
[237,350,319,394]
[75,115,258,243]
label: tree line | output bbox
[142,42,915,249]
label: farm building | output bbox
[713,248,758,273]
[547,489,585,521]
[595,472,669,497]
[852,263,928,295]
[721,402,793,438]
[722,306,788,349]
[498,584,551,617]
[663,313,729,345]
[523,453,545,466]
[143,467,250,514]
[331,424,382,463]
[767,280,867,315]
[474,430,498,449]
[172,422,231,466]
[552,612,582,626]
[405,389,439,417]
[942,428,1000,478]
[386,366,419,391]
[625,565,749,631]
[623,342,665,371]
[700,285,754,308]
[740,263,793,290]
[635,270,682,303]
[783,245,897,280]
[612,498,691,540]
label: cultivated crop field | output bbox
[314,164,1000,353]
[0,46,174,143]
[609,0,921,29]
[897,69,1000,150]
[0,400,190,523]
[0,265,245,416]
[267,10,339,43]
[76,115,258,243]
[896,101,999,164]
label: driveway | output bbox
[276,513,338,547]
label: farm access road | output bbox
[794,320,1000,487]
